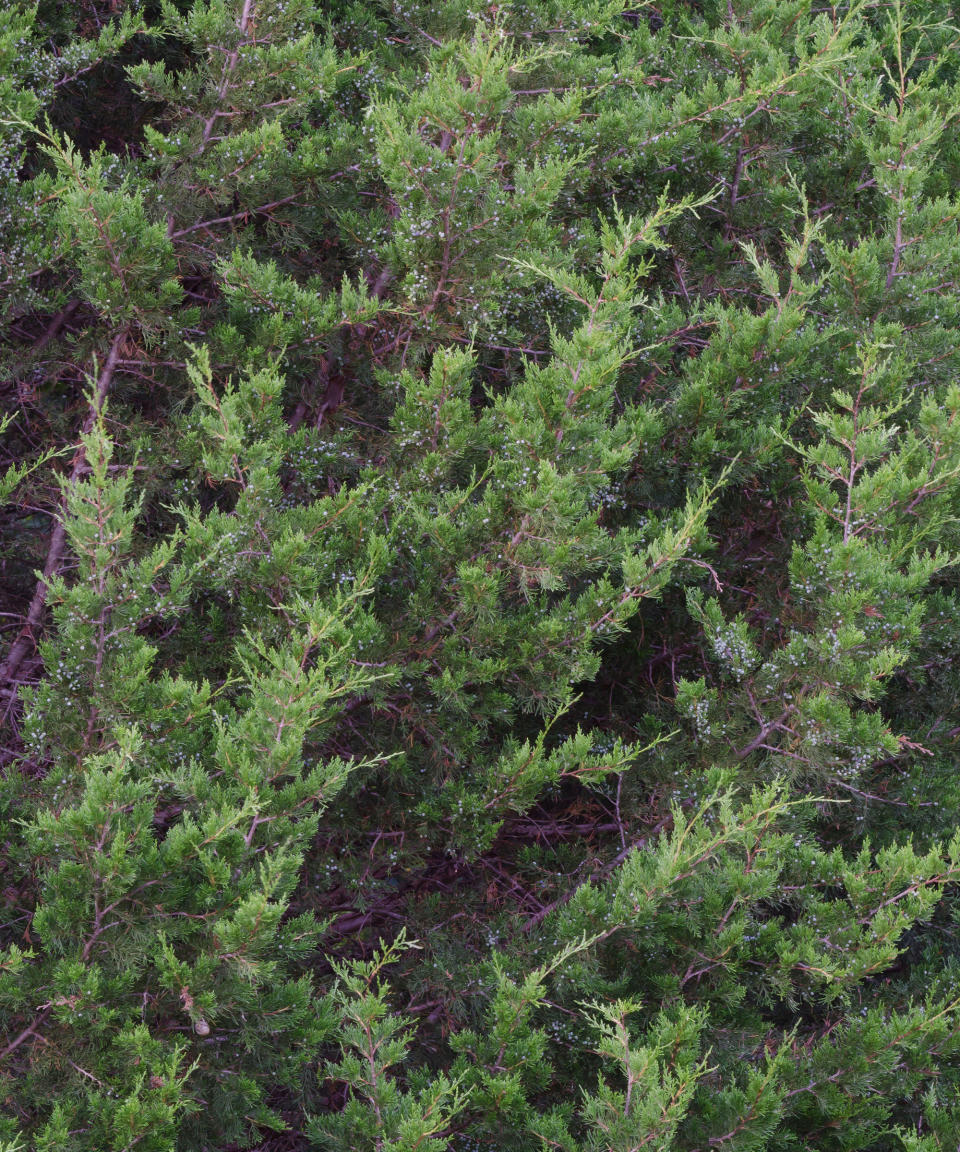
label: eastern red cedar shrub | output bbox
[2,1,960,1150]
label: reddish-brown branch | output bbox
[168,194,302,239]
[0,1006,52,1063]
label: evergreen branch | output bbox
[521,813,676,933]
[0,331,127,695]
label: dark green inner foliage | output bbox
[2,0,960,1148]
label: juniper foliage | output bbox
[2,1,960,1150]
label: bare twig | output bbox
[168,194,302,239]
[32,299,80,354]
[0,1006,52,1063]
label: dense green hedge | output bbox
[2,0,960,1148]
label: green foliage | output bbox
[2,0,960,1149]
[310,931,467,1151]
